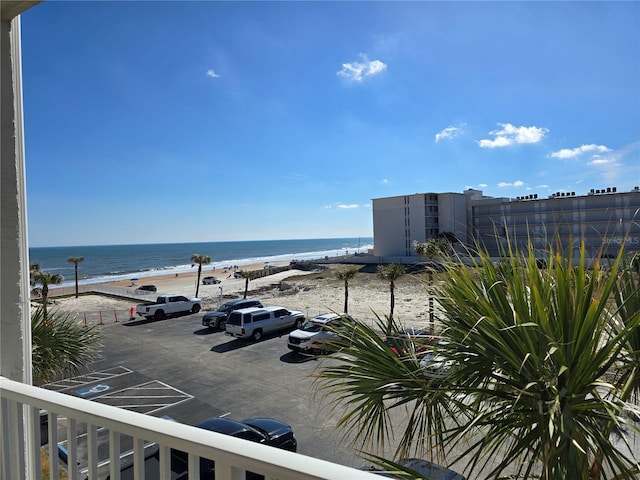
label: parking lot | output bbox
[54,309,378,476]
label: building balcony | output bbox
[1,376,378,480]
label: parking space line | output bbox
[145,397,194,416]
[44,366,133,391]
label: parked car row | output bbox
[194,301,462,480]
[113,415,297,480]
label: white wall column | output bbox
[1,4,31,385]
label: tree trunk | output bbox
[195,265,202,297]
[74,265,79,298]
[343,281,349,314]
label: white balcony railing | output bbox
[1,376,379,480]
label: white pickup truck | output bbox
[135,294,201,320]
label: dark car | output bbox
[202,276,221,285]
[172,416,297,480]
[136,284,157,292]
[201,298,263,329]
[112,416,296,480]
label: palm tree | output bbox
[67,256,84,298]
[29,261,41,288]
[376,264,406,334]
[31,270,64,319]
[241,270,257,299]
[336,266,359,314]
[31,306,101,385]
[317,239,640,480]
[414,238,448,332]
[191,254,211,298]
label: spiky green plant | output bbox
[31,307,101,385]
[317,239,640,479]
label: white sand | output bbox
[50,264,438,330]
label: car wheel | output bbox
[154,310,165,320]
[252,329,263,341]
[294,319,303,329]
[191,304,201,314]
[218,319,226,330]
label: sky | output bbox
[21,1,640,247]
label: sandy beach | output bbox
[50,262,437,330]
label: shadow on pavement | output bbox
[124,313,191,326]
[193,327,221,335]
[210,339,253,353]
[210,331,288,353]
[279,352,318,364]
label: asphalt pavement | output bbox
[66,309,371,474]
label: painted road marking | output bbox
[76,383,111,397]
[44,366,133,391]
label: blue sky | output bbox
[22,1,639,247]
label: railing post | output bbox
[158,445,171,480]
[67,418,78,480]
[1,397,26,480]
[188,452,201,479]
[214,461,245,480]
[30,406,41,480]
[109,430,121,480]
[48,412,59,480]
[133,437,144,480]
[87,424,98,480]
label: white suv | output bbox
[226,306,305,341]
[287,313,353,355]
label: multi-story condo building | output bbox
[372,186,640,260]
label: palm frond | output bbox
[31,307,102,385]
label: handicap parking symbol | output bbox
[76,384,110,397]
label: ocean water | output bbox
[29,237,373,288]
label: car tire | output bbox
[252,329,263,341]
[154,310,165,320]
[218,319,226,330]
[191,304,201,314]
[294,319,303,329]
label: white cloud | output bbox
[206,69,220,78]
[337,54,387,82]
[587,155,615,166]
[550,144,611,159]
[478,123,548,148]
[435,124,465,142]
[498,180,525,188]
[337,204,360,209]
[381,178,389,184]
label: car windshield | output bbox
[300,321,324,333]
[217,304,235,313]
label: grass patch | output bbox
[41,448,68,480]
